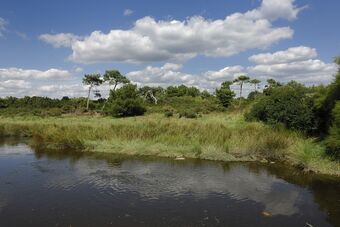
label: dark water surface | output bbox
[0,138,339,227]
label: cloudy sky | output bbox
[0,0,339,98]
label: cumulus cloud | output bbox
[204,66,244,81]
[246,0,304,21]
[0,17,8,37]
[127,63,245,91]
[249,46,317,64]
[123,9,134,16]
[0,80,31,89]
[248,46,337,84]
[37,84,88,97]
[39,0,301,64]
[127,63,196,86]
[39,33,82,48]
[0,68,71,79]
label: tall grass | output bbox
[0,113,339,175]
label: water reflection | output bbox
[0,138,339,227]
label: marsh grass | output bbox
[0,113,339,175]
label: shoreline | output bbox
[0,113,339,176]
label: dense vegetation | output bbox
[0,58,339,174]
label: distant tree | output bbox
[138,86,164,104]
[334,56,340,66]
[102,70,130,110]
[165,85,200,97]
[246,82,315,133]
[325,101,340,158]
[263,79,282,96]
[108,84,146,117]
[233,75,250,98]
[201,90,212,99]
[250,79,261,92]
[82,74,103,110]
[215,81,235,108]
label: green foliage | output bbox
[103,70,129,87]
[108,84,146,117]
[247,91,261,100]
[82,74,103,87]
[215,81,235,107]
[263,79,283,96]
[200,90,212,99]
[246,82,315,133]
[164,111,174,118]
[314,68,340,135]
[233,75,250,98]
[179,110,198,118]
[109,98,146,117]
[325,101,340,158]
[166,85,200,97]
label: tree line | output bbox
[0,58,339,158]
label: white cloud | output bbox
[248,46,337,84]
[246,0,304,21]
[0,68,71,79]
[40,0,300,64]
[0,80,31,89]
[127,63,196,86]
[37,84,88,97]
[204,66,244,81]
[123,9,134,16]
[126,63,246,91]
[39,33,82,48]
[74,67,83,73]
[0,17,8,37]
[249,46,317,64]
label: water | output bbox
[0,138,339,227]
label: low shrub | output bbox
[325,101,340,158]
[164,111,173,118]
[109,98,146,117]
[179,110,197,118]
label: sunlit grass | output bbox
[0,112,339,175]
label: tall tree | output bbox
[250,79,261,92]
[102,70,130,110]
[216,80,235,108]
[82,74,103,110]
[233,75,250,98]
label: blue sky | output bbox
[0,0,339,97]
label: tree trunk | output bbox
[86,86,92,110]
[239,82,243,107]
[240,82,243,97]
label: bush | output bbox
[246,82,315,133]
[164,111,174,117]
[325,101,340,158]
[44,108,63,117]
[109,98,146,117]
[215,81,235,108]
[179,110,197,118]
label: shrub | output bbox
[325,101,340,158]
[110,98,146,117]
[215,81,235,108]
[246,82,315,133]
[179,110,197,118]
[164,111,173,117]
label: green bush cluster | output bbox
[246,82,315,133]
[325,101,340,158]
[179,110,198,118]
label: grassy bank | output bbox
[0,113,339,175]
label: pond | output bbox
[0,138,339,227]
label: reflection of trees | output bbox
[1,137,339,226]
